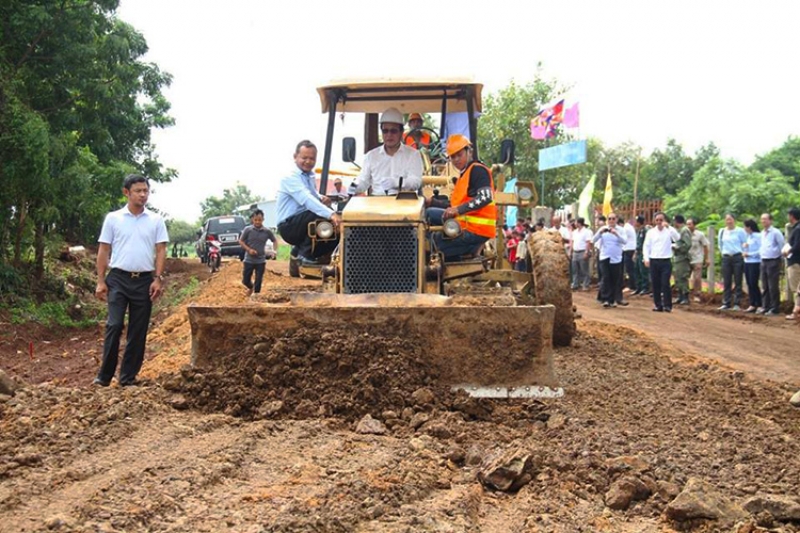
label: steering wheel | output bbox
[404,127,443,160]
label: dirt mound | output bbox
[163,326,509,422]
[529,231,575,346]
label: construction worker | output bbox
[349,107,423,196]
[404,112,431,150]
[427,134,496,261]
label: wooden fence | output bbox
[597,200,663,225]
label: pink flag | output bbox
[531,122,547,140]
[564,102,580,128]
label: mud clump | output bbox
[168,328,461,421]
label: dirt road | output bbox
[2,261,800,532]
[573,290,800,386]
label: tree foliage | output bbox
[166,220,197,244]
[199,184,263,223]
[478,71,573,207]
[0,0,174,284]
[664,157,800,222]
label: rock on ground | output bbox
[605,476,652,510]
[743,494,800,522]
[355,414,387,435]
[0,369,19,396]
[666,477,747,526]
[477,448,534,492]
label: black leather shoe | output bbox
[652,307,663,312]
[93,377,110,387]
[616,300,629,306]
[119,379,142,387]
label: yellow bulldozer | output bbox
[188,79,573,398]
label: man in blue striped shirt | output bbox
[277,140,341,266]
[758,213,785,315]
[592,213,627,307]
[717,214,747,310]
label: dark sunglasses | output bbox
[381,128,401,134]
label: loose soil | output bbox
[1,260,799,532]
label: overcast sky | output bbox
[117,0,800,223]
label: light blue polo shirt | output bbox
[99,206,169,272]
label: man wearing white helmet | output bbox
[349,107,423,196]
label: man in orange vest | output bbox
[426,134,496,261]
[404,113,431,150]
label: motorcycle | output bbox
[206,239,222,273]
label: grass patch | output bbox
[10,299,102,328]
[277,246,291,261]
[154,276,201,314]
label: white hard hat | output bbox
[379,107,404,125]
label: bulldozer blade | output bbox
[187,293,557,393]
[451,385,564,399]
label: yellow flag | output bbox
[602,169,613,216]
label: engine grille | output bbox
[343,225,419,294]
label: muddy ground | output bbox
[1,259,800,532]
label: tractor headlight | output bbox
[315,221,335,239]
[517,185,534,201]
[443,218,462,238]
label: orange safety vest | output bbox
[404,131,431,149]
[451,162,497,239]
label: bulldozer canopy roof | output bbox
[316,78,483,114]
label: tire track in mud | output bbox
[0,413,250,532]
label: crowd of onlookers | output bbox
[505,207,800,319]
[505,208,800,408]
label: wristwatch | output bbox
[157,274,165,282]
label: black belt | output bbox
[722,253,742,257]
[762,257,781,261]
[111,268,153,278]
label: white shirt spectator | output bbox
[622,222,637,252]
[571,227,593,252]
[99,206,169,272]
[351,143,423,196]
[548,224,572,250]
[643,225,680,262]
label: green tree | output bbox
[478,70,573,207]
[166,220,198,244]
[0,0,175,282]
[750,136,800,186]
[199,184,264,222]
[664,156,800,222]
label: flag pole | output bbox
[633,149,641,219]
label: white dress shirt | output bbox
[352,144,423,195]
[643,225,680,261]
[622,222,637,252]
[99,207,169,272]
[571,227,593,252]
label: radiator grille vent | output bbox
[343,226,418,293]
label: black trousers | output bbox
[242,262,266,293]
[599,259,623,304]
[278,210,338,259]
[721,253,744,307]
[761,258,781,313]
[650,258,672,310]
[744,262,762,308]
[623,250,636,290]
[97,270,153,384]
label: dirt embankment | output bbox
[1,260,800,532]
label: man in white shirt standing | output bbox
[643,212,680,312]
[350,108,423,196]
[570,217,593,290]
[622,217,638,293]
[549,215,571,253]
[94,174,169,387]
